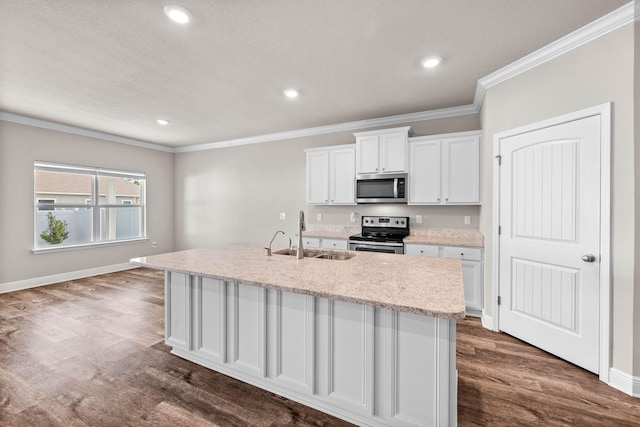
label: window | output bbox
[36,198,56,211]
[34,162,146,250]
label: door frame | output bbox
[491,103,611,382]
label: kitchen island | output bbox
[131,242,465,427]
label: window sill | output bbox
[32,238,148,254]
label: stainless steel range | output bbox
[348,216,410,254]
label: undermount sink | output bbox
[273,248,355,260]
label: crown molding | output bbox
[473,1,636,109]
[0,112,174,153]
[174,104,478,153]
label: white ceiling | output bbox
[0,0,629,148]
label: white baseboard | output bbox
[481,310,494,330]
[609,368,640,398]
[0,263,137,294]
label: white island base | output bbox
[165,271,457,427]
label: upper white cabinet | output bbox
[306,144,355,205]
[354,127,413,174]
[409,131,481,205]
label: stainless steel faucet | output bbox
[297,210,306,259]
[265,230,285,256]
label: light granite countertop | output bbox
[404,228,484,247]
[131,242,465,320]
[303,225,484,248]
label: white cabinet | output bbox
[301,237,321,248]
[306,145,355,205]
[409,131,481,205]
[405,243,483,315]
[354,126,412,174]
[320,238,348,250]
[301,237,348,250]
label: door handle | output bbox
[582,254,596,263]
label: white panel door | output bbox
[271,291,315,395]
[194,278,226,363]
[326,300,374,416]
[499,115,601,373]
[229,283,266,376]
[356,135,380,174]
[306,150,329,204]
[443,136,480,203]
[330,148,355,204]
[166,272,190,351]
[380,132,406,173]
[408,140,441,204]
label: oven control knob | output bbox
[395,220,399,224]
[401,221,405,225]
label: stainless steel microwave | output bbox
[356,173,407,203]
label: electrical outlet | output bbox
[152,241,158,248]
[415,215,422,224]
[280,212,286,220]
[464,216,471,225]
[317,213,322,221]
[350,212,357,222]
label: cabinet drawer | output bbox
[405,244,439,257]
[302,237,321,248]
[321,238,348,250]
[442,246,482,261]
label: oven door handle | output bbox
[350,244,401,254]
[393,178,398,198]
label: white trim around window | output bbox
[33,161,147,252]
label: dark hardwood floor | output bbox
[0,269,638,426]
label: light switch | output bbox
[317,213,322,221]
[280,212,286,220]
[415,215,422,224]
[464,216,471,225]
[350,212,357,222]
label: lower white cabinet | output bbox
[301,236,348,250]
[164,272,457,427]
[320,238,348,250]
[405,244,483,315]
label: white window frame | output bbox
[33,161,147,253]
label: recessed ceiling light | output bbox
[156,119,169,126]
[283,89,299,99]
[164,5,192,24]
[422,56,441,69]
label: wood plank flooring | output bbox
[1,268,638,426]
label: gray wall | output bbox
[0,121,175,284]
[479,25,637,375]
[173,115,480,250]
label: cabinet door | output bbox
[379,132,406,173]
[306,150,329,204]
[442,136,480,204]
[330,148,355,204]
[321,238,348,250]
[302,237,321,248]
[356,135,380,174]
[405,244,440,257]
[408,140,441,204]
[461,260,483,311]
